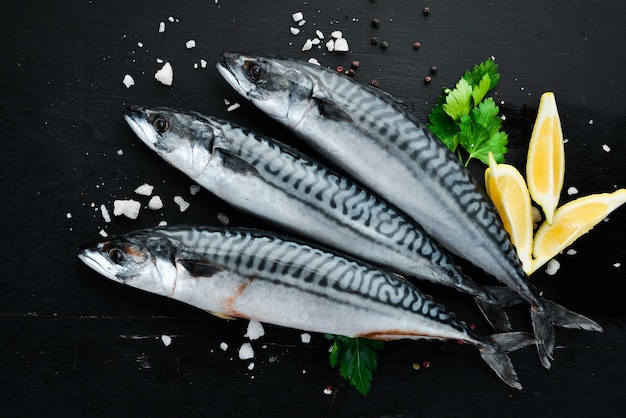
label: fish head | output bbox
[78,231,179,297]
[217,52,315,128]
[124,106,217,179]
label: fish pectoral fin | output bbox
[178,258,225,277]
[312,96,353,123]
[208,311,236,320]
[214,147,260,176]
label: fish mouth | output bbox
[124,106,160,152]
[216,52,252,98]
[78,248,121,282]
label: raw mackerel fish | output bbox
[124,106,512,331]
[78,225,536,389]
[216,52,602,368]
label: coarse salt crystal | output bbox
[220,342,228,351]
[156,58,164,64]
[325,39,335,52]
[316,30,324,39]
[99,229,108,238]
[588,119,594,125]
[239,343,254,360]
[331,30,343,39]
[244,320,265,340]
[311,38,320,45]
[566,249,577,256]
[137,42,143,48]
[193,63,199,69]
[66,212,72,219]
[290,27,301,35]
[292,11,304,22]
[113,199,141,219]
[300,333,311,343]
[248,363,255,370]
[308,58,321,66]
[148,196,163,210]
[174,196,190,212]
[333,38,349,52]
[161,335,172,346]
[134,183,154,196]
[158,22,165,33]
[158,220,168,226]
[100,204,111,223]
[117,149,123,156]
[603,144,611,152]
[189,184,201,195]
[323,387,333,395]
[200,59,207,68]
[614,262,622,268]
[186,40,196,49]
[227,103,240,112]
[545,259,561,276]
[122,74,135,88]
[168,16,175,22]
[301,39,313,51]
[155,62,173,86]
[567,186,578,195]
[298,19,306,27]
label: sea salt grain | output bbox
[292,12,304,22]
[567,186,578,195]
[113,199,141,219]
[158,22,165,33]
[545,259,561,276]
[99,229,108,238]
[134,183,154,196]
[334,38,349,52]
[189,184,201,195]
[217,212,230,225]
[239,343,254,360]
[161,335,172,346]
[220,342,228,351]
[186,40,196,49]
[614,262,621,268]
[100,204,111,223]
[290,27,301,35]
[148,196,163,210]
[308,58,321,66]
[116,149,123,156]
[301,39,313,51]
[603,144,611,152]
[227,103,241,112]
[244,320,265,340]
[566,249,577,256]
[300,333,311,344]
[123,74,135,88]
[200,59,208,68]
[155,62,173,86]
[174,196,190,212]
[331,30,343,38]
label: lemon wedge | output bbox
[526,92,565,225]
[485,152,534,274]
[531,189,626,272]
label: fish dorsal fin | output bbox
[214,147,260,176]
[312,96,353,123]
[179,258,225,277]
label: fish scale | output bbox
[216,52,603,369]
[79,225,537,389]
[125,107,512,330]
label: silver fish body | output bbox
[124,106,511,331]
[78,225,535,389]
[216,52,602,368]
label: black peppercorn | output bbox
[371,36,379,45]
[371,18,380,28]
[424,76,432,84]
[423,7,431,15]
[430,66,438,74]
[381,41,389,49]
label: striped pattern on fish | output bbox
[78,225,536,389]
[124,106,512,330]
[216,52,602,369]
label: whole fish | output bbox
[216,52,602,368]
[78,225,536,389]
[124,106,513,331]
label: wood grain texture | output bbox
[0,0,624,416]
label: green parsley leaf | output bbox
[325,334,384,396]
[427,57,508,166]
[443,78,473,122]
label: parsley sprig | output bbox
[326,334,384,396]
[427,58,508,166]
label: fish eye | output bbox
[244,61,266,83]
[153,115,170,133]
[109,248,126,264]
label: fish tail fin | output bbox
[474,286,525,332]
[530,299,603,369]
[479,332,537,390]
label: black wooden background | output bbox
[1,1,625,416]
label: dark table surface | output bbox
[2,1,625,416]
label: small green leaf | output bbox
[325,334,384,396]
[443,78,473,122]
[471,73,491,106]
[427,94,460,152]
